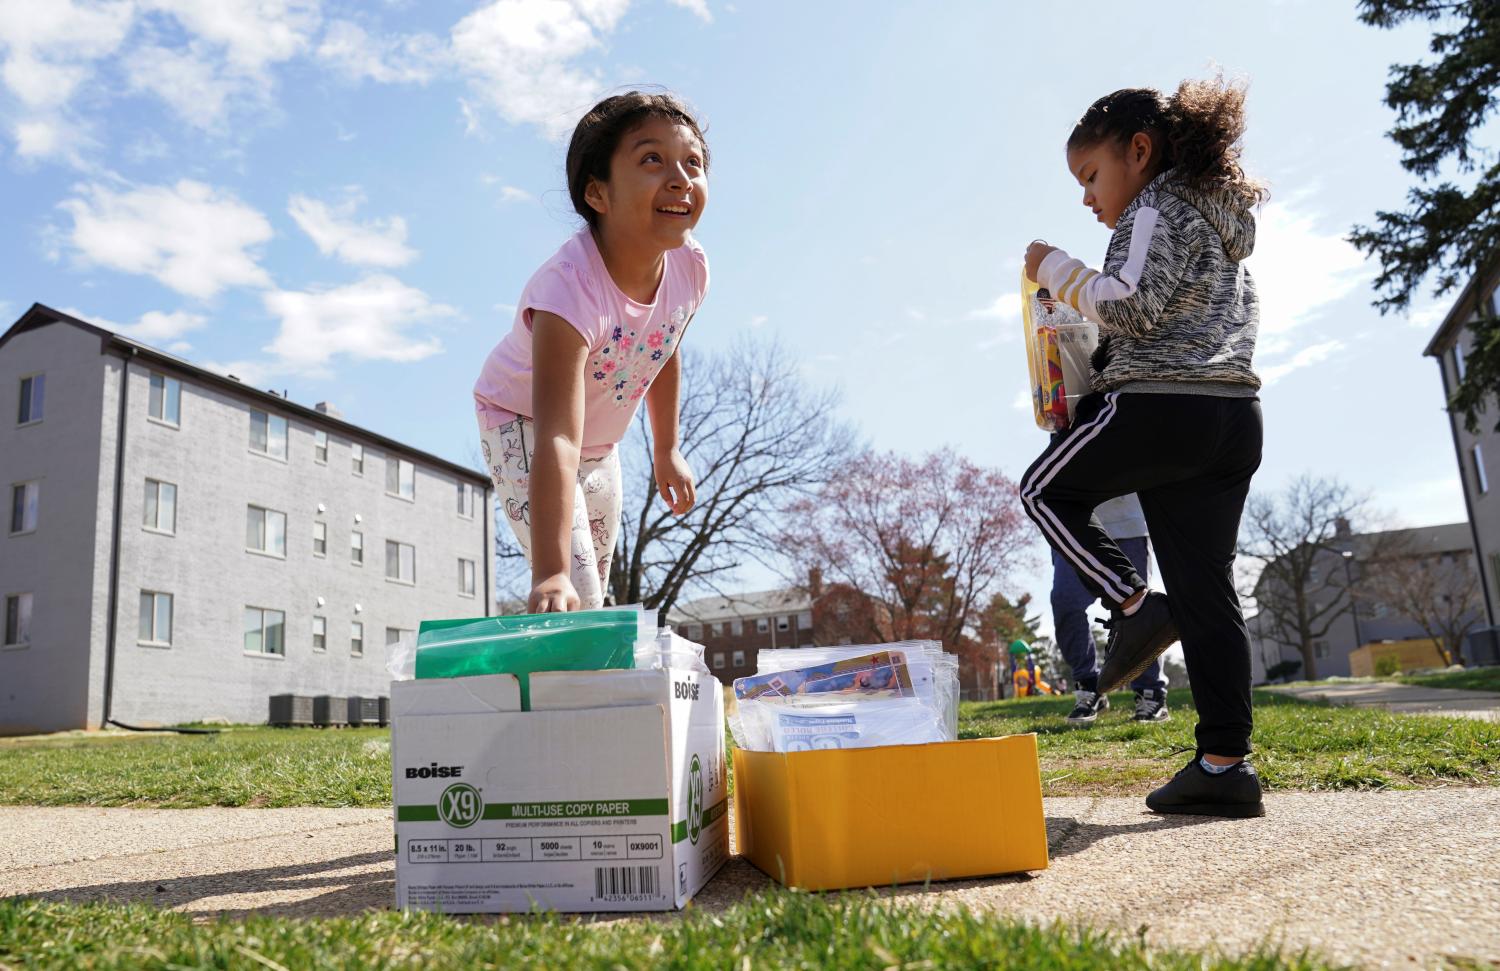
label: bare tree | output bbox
[1238,475,1370,680]
[609,337,859,620]
[1357,532,1482,667]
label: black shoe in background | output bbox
[1065,690,1110,726]
[1132,688,1170,722]
[1145,757,1266,818]
[1097,592,1179,694]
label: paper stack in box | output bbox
[390,607,728,913]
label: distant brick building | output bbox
[668,588,816,684]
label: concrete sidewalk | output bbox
[1267,680,1500,721]
[4,790,1498,969]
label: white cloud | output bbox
[63,305,209,346]
[123,43,258,131]
[316,19,445,84]
[498,185,533,203]
[139,0,319,70]
[1404,300,1449,333]
[1012,389,1032,412]
[748,314,767,329]
[1375,475,1468,529]
[0,0,134,109]
[59,179,274,299]
[1247,195,1373,342]
[262,275,452,375]
[966,292,1022,322]
[288,192,417,268]
[1258,338,1344,386]
[668,0,711,22]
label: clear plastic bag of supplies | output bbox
[753,641,959,742]
[407,605,653,709]
[1022,270,1098,432]
[767,698,947,752]
[633,629,711,674]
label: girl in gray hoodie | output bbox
[1019,78,1268,819]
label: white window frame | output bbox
[243,606,286,657]
[798,611,813,630]
[711,652,725,671]
[17,373,44,427]
[312,520,327,557]
[458,482,476,519]
[9,480,39,536]
[687,623,703,641]
[351,442,365,476]
[1475,444,1490,496]
[756,617,769,633]
[776,616,790,632]
[147,372,182,427]
[1313,640,1331,660]
[3,592,33,649]
[1454,342,1467,382]
[386,626,413,649]
[351,530,364,565]
[386,540,416,585]
[458,558,476,598]
[732,649,746,667]
[351,620,364,657]
[314,429,329,465]
[248,410,288,461]
[386,457,416,501]
[138,591,173,647]
[731,619,744,636]
[312,615,327,652]
[143,479,177,535]
[246,505,287,558]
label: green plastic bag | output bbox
[413,607,652,709]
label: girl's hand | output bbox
[655,446,696,515]
[528,572,581,613]
[1025,241,1058,283]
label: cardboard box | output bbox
[732,734,1048,891]
[392,667,728,913]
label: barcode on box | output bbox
[594,865,659,900]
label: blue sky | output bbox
[0,0,1473,620]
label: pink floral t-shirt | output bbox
[473,228,709,458]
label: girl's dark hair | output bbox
[1067,77,1269,209]
[565,91,709,228]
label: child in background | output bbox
[1019,78,1267,818]
[473,92,710,613]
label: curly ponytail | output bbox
[1068,76,1268,209]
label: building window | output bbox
[9,481,38,535]
[313,521,327,557]
[246,506,287,556]
[1475,445,1489,495]
[143,479,176,534]
[1490,552,1500,602]
[249,411,288,460]
[314,430,328,464]
[708,623,720,639]
[148,373,181,426]
[777,616,790,632]
[386,457,415,500]
[351,620,364,656]
[756,617,769,633]
[4,593,33,648]
[458,482,476,519]
[1454,343,1467,382]
[686,623,702,640]
[17,374,44,425]
[1312,640,1331,660]
[731,618,744,636]
[798,611,813,630]
[351,530,364,565]
[732,649,746,667]
[138,591,172,645]
[312,615,327,652]
[351,443,364,476]
[386,540,416,584]
[386,627,413,649]
[244,606,285,656]
[458,558,476,597]
[712,652,725,671]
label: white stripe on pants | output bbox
[478,416,622,610]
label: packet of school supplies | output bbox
[768,697,946,752]
[733,650,911,700]
[756,641,959,741]
[1022,269,1098,432]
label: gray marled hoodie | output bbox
[1036,170,1261,395]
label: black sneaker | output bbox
[1145,757,1266,818]
[1096,592,1179,694]
[1065,690,1109,726]
[1133,688,1170,722]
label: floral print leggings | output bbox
[478,416,622,609]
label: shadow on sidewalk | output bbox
[1045,811,1220,859]
[9,850,395,919]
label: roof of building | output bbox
[1250,521,1474,599]
[1,303,490,487]
[1423,251,1500,358]
[669,587,812,624]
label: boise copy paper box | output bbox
[392,669,727,913]
[732,734,1048,892]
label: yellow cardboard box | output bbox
[732,734,1048,891]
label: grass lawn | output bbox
[1397,667,1500,692]
[3,688,1498,807]
[0,893,1338,971]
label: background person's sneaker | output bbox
[1097,592,1179,694]
[1145,758,1266,818]
[1065,690,1109,726]
[1133,688,1170,722]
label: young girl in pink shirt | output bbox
[473,92,711,613]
